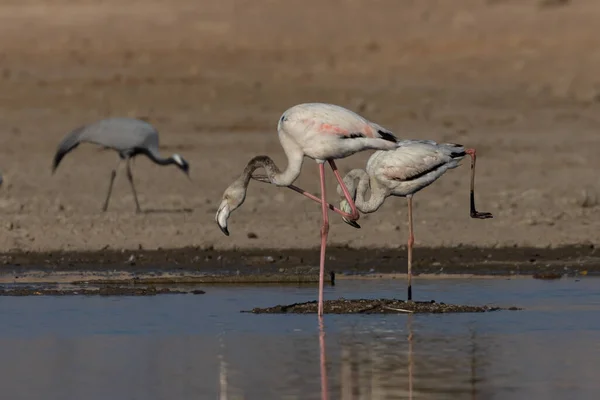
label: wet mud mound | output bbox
[246,298,521,314]
[0,286,206,296]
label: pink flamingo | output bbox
[337,140,493,300]
[215,103,401,317]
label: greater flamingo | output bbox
[215,103,402,317]
[337,140,493,300]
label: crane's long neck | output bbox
[143,147,175,166]
[343,169,388,213]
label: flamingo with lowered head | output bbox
[337,139,493,301]
[215,103,404,317]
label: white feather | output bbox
[368,140,465,196]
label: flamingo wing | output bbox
[373,141,464,182]
[286,103,397,142]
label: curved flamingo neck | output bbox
[237,133,303,186]
[343,169,388,213]
[271,132,304,186]
[234,147,303,202]
[239,156,280,187]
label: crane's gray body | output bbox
[54,118,161,168]
[52,117,189,212]
[77,118,158,153]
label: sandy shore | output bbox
[0,0,599,254]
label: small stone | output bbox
[247,232,258,239]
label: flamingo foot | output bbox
[471,211,493,219]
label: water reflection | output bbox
[319,319,329,400]
[219,339,228,400]
[408,316,414,400]
[0,278,599,399]
[321,316,497,399]
[333,316,417,400]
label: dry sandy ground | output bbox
[0,0,600,252]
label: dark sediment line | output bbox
[0,245,598,279]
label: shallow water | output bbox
[1,278,599,400]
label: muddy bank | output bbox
[0,245,597,284]
[245,299,521,314]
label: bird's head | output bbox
[215,181,247,236]
[172,154,190,176]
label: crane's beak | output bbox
[216,200,230,236]
[180,163,191,180]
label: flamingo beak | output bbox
[215,200,231,236]
[339,199,360,228]
[342,217,361,229]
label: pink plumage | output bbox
[216,103,401,317]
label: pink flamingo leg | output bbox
[251,175,359,222]
[328,160,360,221]
[318,163,329,317]
[286,185,357,220]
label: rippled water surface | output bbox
[1,278,599,400]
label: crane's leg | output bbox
[465,149,493,219]
[318,162,329,317]
[251,175,360,227]
[126,157,142,213]
[102,157,121,212]
[407,194,414,301]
